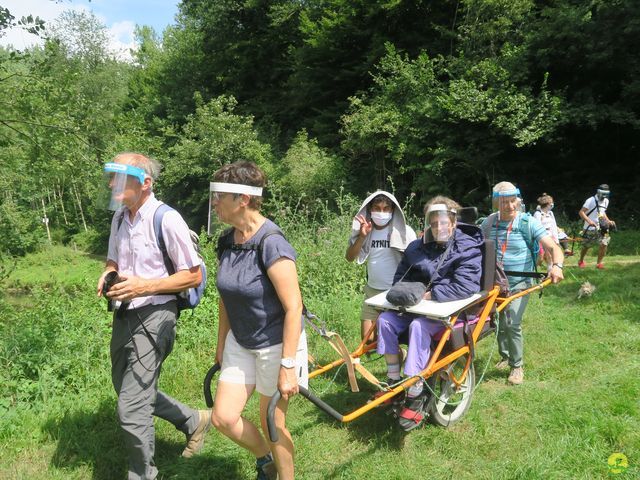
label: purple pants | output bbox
[376,311,445,377]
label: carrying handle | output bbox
[267,386,343,442]
[203,363,221,408]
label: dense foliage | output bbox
[1,1,638,259]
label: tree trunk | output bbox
[41,198,52,244]
[56,183,69,225]
[72,182,88,232]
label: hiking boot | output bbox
[494,359,510,371]
[596,263,605,269]
[256,453,278,480]
[182,410,211,458]
[578,260,586,268]
[507,367,524,385]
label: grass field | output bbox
[1,226,639,479]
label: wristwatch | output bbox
[552,263,564,269]
[280,357,296,369]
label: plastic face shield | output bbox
[208,182,263,235]
[424,204,456,243]
[102,162,147,211]
[493,188,521,221]
[596,188,610,201]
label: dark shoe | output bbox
[256,453,277,480]
[397,392,429,432]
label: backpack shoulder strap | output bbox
[153,203,176,275]
[585,196,601,217]
[216,228,286,274]
[257,230,286,273]
[116,209,126,231]
[216,227,235,261]
[518,213,538,252]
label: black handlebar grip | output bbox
[267,386,343,442]
[203,363,221,408]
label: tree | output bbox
[160,94,275,230]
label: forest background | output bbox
[1,0,639,261]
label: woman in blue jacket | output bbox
[376,195,483,431]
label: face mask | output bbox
[370,211,392,226]
[550,203,554,210]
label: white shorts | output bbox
[219,329,309,397]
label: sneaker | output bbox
[507,367,524,385]
[578,260,586,268]
[397,391,429,432]
[596,263,605,269]
[182,410,211,458]
[256,453,277,480]
[494,359,510,371]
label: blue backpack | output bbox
[154,204,207,312]
[117,203,207,313]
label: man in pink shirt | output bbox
[97,152,209,480]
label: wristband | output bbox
[552,263,563,269]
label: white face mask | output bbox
[370,211,392,226]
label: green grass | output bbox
[1,224,639,479]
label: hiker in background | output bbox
[578,184,616,269]
[97,152,209,479]
[481,182,564,385]
[533,193,560,269]
[376,195,482,431]
[346,191,416,344]
[209,161,307,480]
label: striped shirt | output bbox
[481,213,548,289]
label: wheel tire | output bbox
[427,355,475,427]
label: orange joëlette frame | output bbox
[262,278,553,441]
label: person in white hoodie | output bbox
[346,191,417,343]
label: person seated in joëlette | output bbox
[376,195,482,431]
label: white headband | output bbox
[426,203,456,215]
[210,182,263,196]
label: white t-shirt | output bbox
[366,226,402,289]
[582,196,609,230]
[533,209,559,244]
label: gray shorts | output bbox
[582,230,610,247]
[361,284,387,322]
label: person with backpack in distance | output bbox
[209,161,307,480]
[578,184,616,269]
[346,191,416,344]
[97,152,210,480]
[481,182,564,385]
[533,193,560,269]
